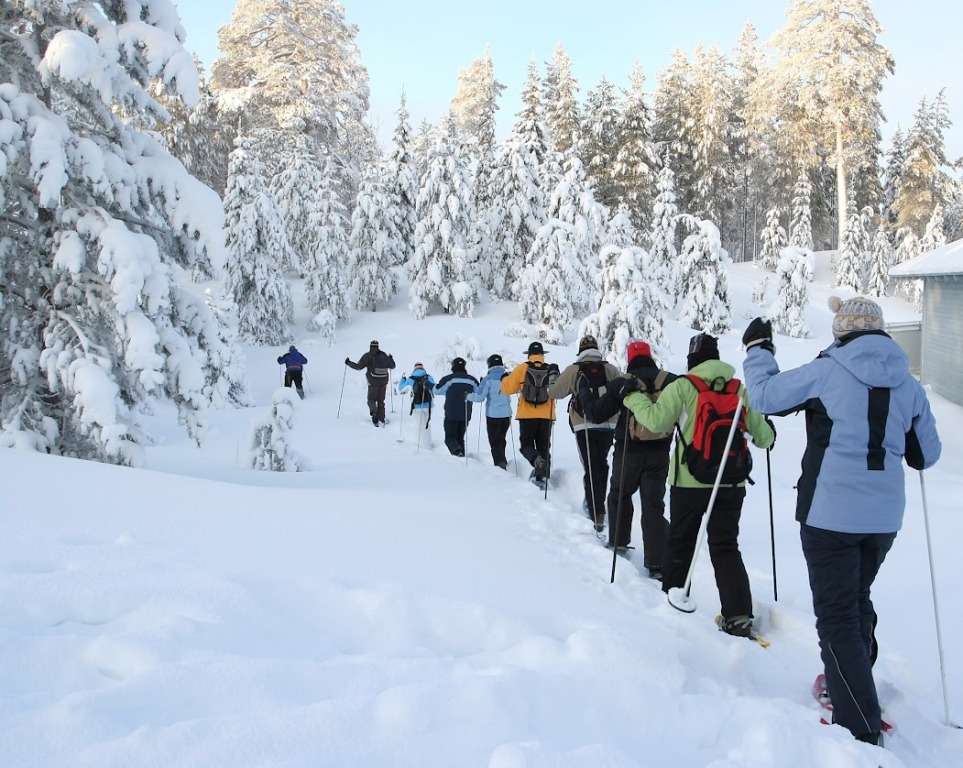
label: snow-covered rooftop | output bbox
[890,237,963,278]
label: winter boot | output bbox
[716,615,753,638]
[533,454,548,480]
[297,387,305,399]
[647,566,663,582]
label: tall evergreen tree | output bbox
[867,224,894,298]
[613,61,659,234]
[881,126,906,230]
[582,76,622,212]
[0,0,248,465]
[759,208,787,271]
[676,221,733,335]
[770,246,813,338]
[305,156,352,323]
[349,165,399,312]
[835,203,870,293]
[450,46,504,147]
[223,138,295,345]
[541,43,582,158]
[654,49,697,214]
[383,95,419,266]
[789,174,815,251]
[649,166,681,298]
[766,0,893,249]
[408,116,478,319]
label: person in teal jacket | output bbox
[621,333,774,638]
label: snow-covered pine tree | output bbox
[349,164,399,312]
[0,0,246,465]
[894,225,922,302]
[541,44,582,159]
[450,46,505,148]
[920,204,947,254]
[382,95,419,267]
[759,208,787,271]
[613,61,659,234]
[835,202,869,293]
[581,210,668,362]
[581,76,621,212]
[881,126,906,229]
[272,134,329,275]
[248,388,304,472]
[894,94,953,236]
[488,60,550,300]
[654,49,697,214]
[203,290,250,407]
[789,174,814,250]
[223,137,296,344]
[649,165,681,299]
[408,116,478,319]
[305,155,352,324]
[769,246,813,338]
[676,220,733,335]
[867,225,894,298]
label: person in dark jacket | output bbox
[580,340,676,577]
[549,335,621,532]
[467,354,513,469]
[434,357,480,457]
[742,297,941,746]
[277,345,308,399]
[345,340,396,426]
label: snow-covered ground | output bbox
[2,260,962,767]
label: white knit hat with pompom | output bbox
[828,296,884,338]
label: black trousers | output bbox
[443,420,468,455]
[283,370,304,391]
[801,524,895,740]
[574,429,614,523]
[663,485,750,619]
[486,416,511,467]
[367,379,388,421]
[518,419,553,479]
[607,442,669,568]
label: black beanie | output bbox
[451,357,467,372]
[486,354,503,368]
[686,333,719,370]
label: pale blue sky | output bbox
[174,0,962,159]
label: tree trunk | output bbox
[835,122,847,252]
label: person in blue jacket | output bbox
[397,363,436,447]
[433,357,480,457]
[742,296,941,747]
[277,345,307,398]
[468,354,513,469]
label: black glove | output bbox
[765,417,777,449]
[609,377,639,399]
[344,357,351,365]
[742,318,775,353]
[547,363,560,385]
[500,371,509,380]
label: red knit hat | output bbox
[626,341,651,365]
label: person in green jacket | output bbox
[621,333,774,637]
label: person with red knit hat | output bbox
[578,340,677,578]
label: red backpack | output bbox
[677,375,752,485]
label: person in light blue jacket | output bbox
[467,354,512,469]
[742,296,941,748]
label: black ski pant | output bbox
[800,524,895,741]
[663,485,750,619]
[443,419,468,456]
[607,441,669,569]
[366,378,388,422]
[518,418,553,480]
[574,428,613,524]
[283,369,304,393]
[486,416,511,468]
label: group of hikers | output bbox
[296,294,941,749]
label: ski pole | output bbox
[920,471,960,728]
[509,417,518,476]
[397,390,406,442]
[336,364,347,418]
[610,417,631,583]
[667,397,744,613]
[303,372,312,394]
[464,399,470,467]
[389,371,395,413]
[767,448,777,601]
[544,410,556,501]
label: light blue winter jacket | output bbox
[743,331,941,534]
[466,366,512,418]
[397,369,436,410]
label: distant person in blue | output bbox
[434,357,480,457]
[397,363,436,448]
[277,345,307,399]
[468,354,513,469]
[742,296,942,747]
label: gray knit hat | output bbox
[829,296,884,338]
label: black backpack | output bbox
[572,360,609,419]
[371,351,390,378]
[676,375,752,485]
[522,362,551,405]
[626,371,672,441]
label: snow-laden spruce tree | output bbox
[223,137,295,344]
[867,225,894,298]
[649,166,680,298]
[0,0,247,465]
[408,115,478,319]
[349,164,399,312]
[789,174,814,250]
[271,135,331,275]
[759,208,787,271]
[304,155,351,326]
[676,220,733,335]
[613,61,659,234]
[248,388,304,472]
[581,214,668,363]
[541,43,582,159]
[382,95,419,267]
[836,203,869,293]
[769,246,813,338]
[204,290,250,407]
[488,61,550,300]
[581,76,621,212]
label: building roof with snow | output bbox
[889,238,963,279]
